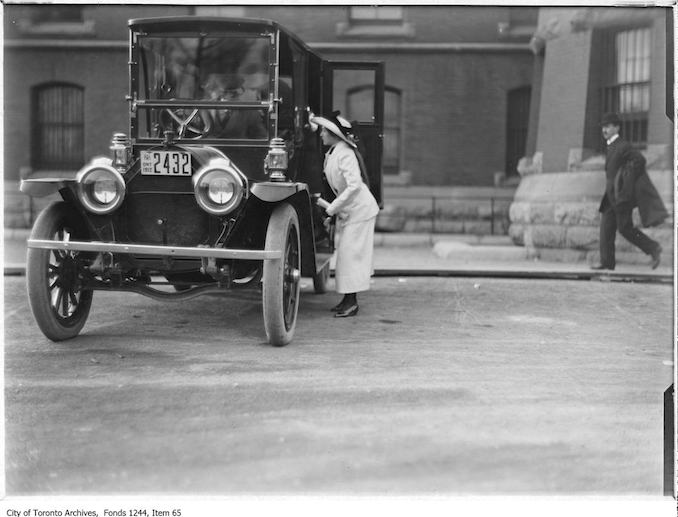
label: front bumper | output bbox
[27,239,282,260]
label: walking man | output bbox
[592,112,667,270]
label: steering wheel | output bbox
[161,108,212,139]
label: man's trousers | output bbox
[599,203,659,268]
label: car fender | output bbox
[250,183,319,277]
[20,177,76,198]
[250,181,308,203]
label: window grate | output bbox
[600,27,651,147]
[33,84,85,170]
[349,6,404,25]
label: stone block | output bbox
[578,154,606,172]
[509,202,531,224]
[564,225,599,250]
[477,200,510,220]
[410,205,433,218]
[513,171,605,203]
[437,200,478,219]
[507,224,525,246]
[517,152,543,177]
[535,247,589,263]
[527,203,554,224]
[491,216,511,235]
[403,219,433,233]
[462,220,492,235]
[431,220,465,234]
[553,202,600,226]
[526,224,567,248]
[376,204,407,232]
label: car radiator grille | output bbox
[124,193,210,247]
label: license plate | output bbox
[141,151,191,176]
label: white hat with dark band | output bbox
[310,111,357,149]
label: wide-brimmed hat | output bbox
[601,112,622,127]
[310,111,357,149]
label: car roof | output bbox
[128,16,316,55]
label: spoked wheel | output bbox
[312,261,330,294]
[262,204,301,346]
[26,202,93,341]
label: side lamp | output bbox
[264,137,289,182]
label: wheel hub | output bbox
[285,268,301,284]
[55,254,80,289]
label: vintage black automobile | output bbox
[21,16,384,346]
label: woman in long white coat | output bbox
[311,112,379,318]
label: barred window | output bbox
[349,6,404,25]
[338,6,413,38]
[31,5,83,24]
[16,5,94,36]
[32,83,85,170]
[600,27,651,146]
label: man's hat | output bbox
[601,112,622,127]
[310,110,357,149]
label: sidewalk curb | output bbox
[374,232,512,247]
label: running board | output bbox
[28,239,282,260]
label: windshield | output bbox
[138,36,271,101]
[135,35,271,141]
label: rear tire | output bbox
[262,204,301,346]
[26,202,93,341]
[313,261,330,294]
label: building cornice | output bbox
[310,42,532,53]
[4,39,128,49]
[5,38,532,54]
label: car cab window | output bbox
[136,35,271,140]
[138,36,270,101]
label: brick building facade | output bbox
[526,6,673,174]
[510,6,674,265]
[3,4,537,188]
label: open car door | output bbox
[323,60,385,207]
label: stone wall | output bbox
[376,186,516,235]
[4,181,60,229]
[508,170,674,265]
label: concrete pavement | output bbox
[3,273,674,495]
[3,227,673,282]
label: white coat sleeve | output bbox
[326,151,362,216]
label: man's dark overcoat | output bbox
[599,137,668,228]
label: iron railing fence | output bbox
[382,193,514,235]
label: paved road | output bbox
[3,274,673,495]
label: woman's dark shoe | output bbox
[334,304,359,318]
[330,301,346,312]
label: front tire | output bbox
[26,202,93,341]
[262,204,301,346]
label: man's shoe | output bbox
[334,304,359,318]
[650,246,662,270]
[591,264,615,271]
